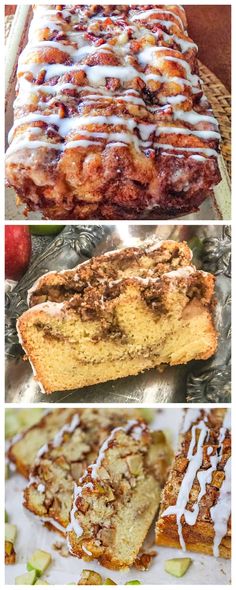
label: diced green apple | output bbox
[5,523,17,544]
[164,557,192,577]
[27,549,52,576]
[15,571,37,585]
[78,570,103,585]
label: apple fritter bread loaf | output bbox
[156,409,231,558]
[17,266,217,393]
[67,420,172,569]
[28,239,192,306]
[8,409,76,478]
[6,5,221,220]
[23,408,141,534]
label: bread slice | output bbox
[8,409,76,478]
[23,408,141,534]
[17,267,217,393]
[28,240,192,306]
[156,409,231,559]
[67,420,172,569]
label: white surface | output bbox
[5,409,231,585]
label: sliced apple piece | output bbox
[15,571,37,585]
[165,557,192,577]
[27,549,52,576]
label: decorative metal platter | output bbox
[5,224,231,404]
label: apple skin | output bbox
[5,225,32,280]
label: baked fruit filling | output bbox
[28,240,192,306]
[17,266,217,393]
[23,409,141,533]
[67,420,172,569]
[156,409,231,559]
[8,409,77,478]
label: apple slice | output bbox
[27,549,52,576]
[15,571,37,585]
[5,523,17,544]
[78,570,103,585]
[165,557,192,577]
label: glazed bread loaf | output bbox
[23,408,141,534]
[156,409,231,558]
[17,266,217,393]
[67,420,172,569]
[6,5,221,219]
[28,239,192,306]
[8,409,76,477]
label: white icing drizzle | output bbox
[6,4,220,164]
[223,408,231,430]
[162,412,231,552]
[182,409,201,433]
[161,420,209,549]
[210,457,231,557]
[67,482,84,537]
[89,419,142,480]
[130,8,185,30]
[154,144,218,156]
[52,413,80,447]
[82,544,92,556]
[67,420,146,538]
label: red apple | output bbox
[5,225,32,280]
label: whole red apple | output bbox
[5,225,32,280]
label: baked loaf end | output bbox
[156,409,231,559]
[28,239,192,306]
[6,5,221,219]
[17,268,217,393]
[23,408,141,533]
[67,420,172,569]
[8,409,76,478]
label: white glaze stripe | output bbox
[6,5,220,162]
[211,457,231,557]
[162,411,231,552]
[67,420,146,538]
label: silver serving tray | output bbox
[5,224,231,404]
[5,6,231,220]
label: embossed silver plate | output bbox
[5,224,231,404]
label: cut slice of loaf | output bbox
[8,409,76,478]
[28,240,192,306]
[17,268,217,393]
[23,408,141,534]
[155,409,231,559]
[67,420,172,569]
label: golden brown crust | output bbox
[6,5,221,219]
[17,268,217,393]
[23,408,141,531]
[156,409,231,559]
[67,422,172,569]
[8,409,76,477]
[5,545,16,565]
[29,240,192,306]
